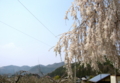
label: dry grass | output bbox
[0,75,73,83]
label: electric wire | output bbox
[0,21,51,47]
[18,0,57,38]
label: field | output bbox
[0,75,73,83]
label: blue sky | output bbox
[0,0,74,67]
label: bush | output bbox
[54,75,60,80]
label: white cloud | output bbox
[0,43,23,56]
[2,43,16,49]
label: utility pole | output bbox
[74,56,76,83]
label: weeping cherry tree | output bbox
[54,0,120,78]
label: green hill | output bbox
[48,60,119,78]
[29,62,64,75]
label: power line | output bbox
[38,58,44,76]
[18,0,57,38]
[0,21,51,47]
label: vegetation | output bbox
[54,75,60,80]
[54,0,120,78]
[48,66,66,77]
[0,75,73,83]
[0,58,119,83]
[48,58,120,78]
[0,70,73,83]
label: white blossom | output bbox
[54,0,120,78]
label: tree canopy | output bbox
[54,0,120,78]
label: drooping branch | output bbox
[54,0,120,78]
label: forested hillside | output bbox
[48,59,119,78]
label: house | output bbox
[89,74,110,83]
[89,74,120,83]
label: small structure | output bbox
[81,77,87,83]
[89,74,110,83]
[111,75,120,83]
[76,78,81,83]
[89,74,120,83]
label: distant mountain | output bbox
[0,65,31,75]
[0,62,64,75]
[29,62,64,75]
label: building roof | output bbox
[89,74,110,82]
[81,77,87,80]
